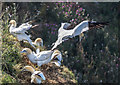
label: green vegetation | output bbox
[1,2,119,84]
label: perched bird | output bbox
[51,20,108,50]
[32,38,43,54]
[21,65,46,84]
[9,20,35,48]
[32,38,43,47]
[21,48,62,67]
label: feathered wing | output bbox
[11,23,32,34]
[26,35,36,48]
[37,72,46,80]
[37,58,51,66]
[36,50,62,67]
[36,51,55,66]
[16,33,35,48]
[51,53,62,67]
[72,20,89,37]
[56,53,62,61]
[51,27,73,50]
[31,69,45,83]
[35,50,53,61]
[52,20,108,50]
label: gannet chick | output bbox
[21,48,62,67]
[21,65,45,84]
[9,20,35,48]
[51,20,108,50]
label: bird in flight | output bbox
[51,20,108,50]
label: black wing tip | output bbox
[89,21,109,25]
[88,21,109,30]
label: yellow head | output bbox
[31,71,46,83]
[34,38,43,47]
[35,38,43,43]
[54,49,61,54]
[22,66,35,74]
[21,48,32,55]
[51,49,62,62]
[9,20,17,27]
[51,49,61,58]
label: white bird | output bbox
[21,65,46,84]
[32,38,43,54]
[21,48,62,67]
[9,20,35,48]
[32,38,43,47]
[51,20,108,50]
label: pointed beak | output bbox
[39,73,46,80]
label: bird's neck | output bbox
[9,25,15,33]
[11,24,16,28]
[61,25,65,29]
[30,70,35,74]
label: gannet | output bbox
[32,38,43,54]
[51,20,108,50]
[33,38,43,47]
[21,48,62,67]
[9,20,35,48]
[21,65,45,84]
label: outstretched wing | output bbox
[12,23,32,33]
[51,27,73,50]
[72,20,89,37]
